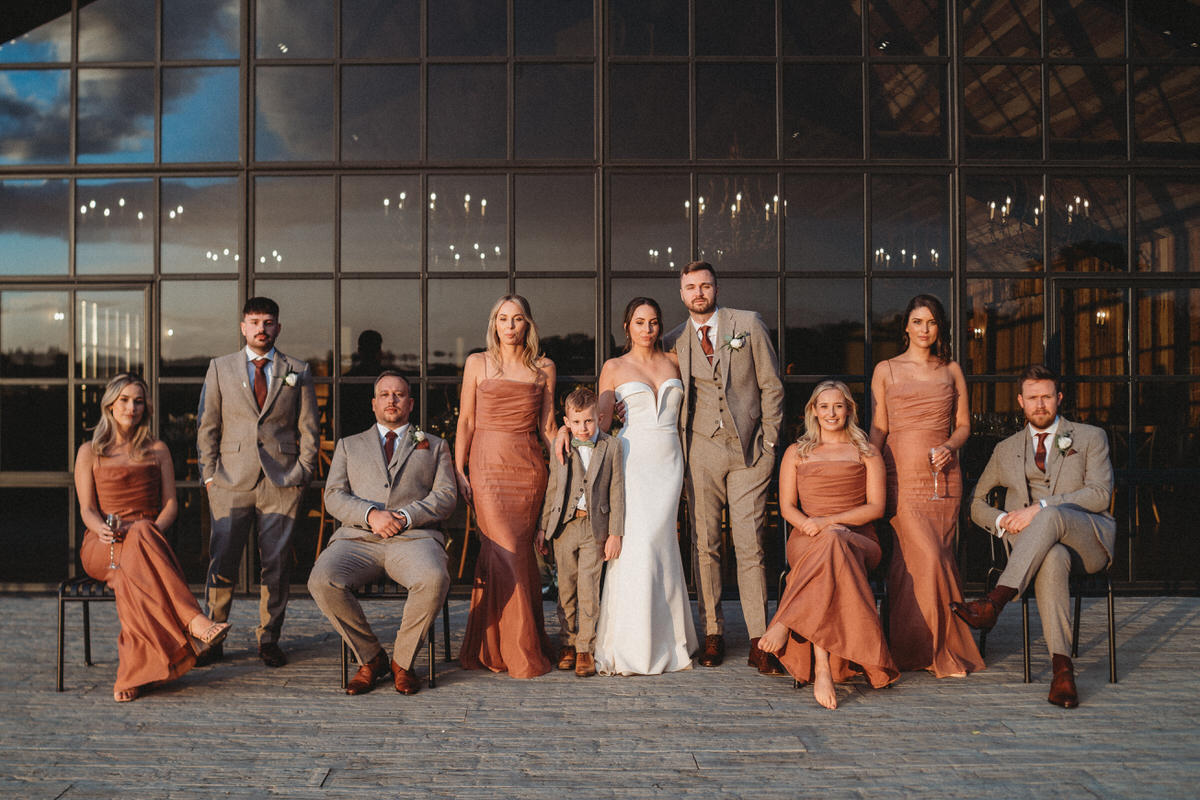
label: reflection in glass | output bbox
[161,281,237,377]
[0,489,69,582]
[871,277,951,364]
[1060,286,1128,378]
[782,0,861,55]
[961,0,1039,57]
[79,0,155,61]
[0,70,69,165]
[255,66,334,162]
[1136,289,1199,378]
[343,0,419,58]
[1048,65,1125,160]
[963,174,1044,272]
[428,0,506,57]
[610,277,683,351]
[697,174,779,272]
[164,0,239,60]
[78,68,154,164]
[428,65,506,161]
[515,175,594,270]
[1047,0,1124,58]
[0,179,68,275]
[609,174,689,272]
[1073,384,1128,458]
[708,278,778,332]
[785,174,863,272]
[782,65,863,159]
[964,279,1043,376]
[76,290,145,379]
[1133,66,1200,160]
[256,0,333,59]
[516,0,592,55]
[428,175,507,272]
[1133,9,1200,57]
[962,64,1041,160]
[1135,383,1199,470]
[784,279,865,376]
[167,487,210,581]
[1049,176,1127,271]
[515,278,596,375]
[1136,178,1200,272]
[609,0,687,55]
[870,174,948,271]
[427,278,506,375]
[0,3,70,62]
[608,65,688,160]
[870,65,947,159]
[7,388,66,470]
[76,178,154,274]
[158,384,202,480]
[161,177,239,274]
[342,66,419,162]
[516,65,593,159]
[1,291,69,377]
[695,0,773,56]
[697,64,775,159]
[252,280,333,375]
[163,67,240,162]
[341,175,420,272]
[870,0,945,55]
[255,176,334,273]
[340,279,421,376]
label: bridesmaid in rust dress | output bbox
[758,381,898,709]
[456,295,556,678]
[869,295,984,677]
[75,374,229,702]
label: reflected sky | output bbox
[164,0,240,60]
[77,68,154,163]
[163,67,239,162]
[0,179,68,275]
[0,69,69,164]
[0,7,70,62]
[161,177,239,273]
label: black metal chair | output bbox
[338,583,452,689]
[57,577,116,691]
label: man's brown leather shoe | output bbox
[391,660,421,695]
[258,642,287,668]
[1047,654,1079,709]
[698,635,725,667]
[575,651,596,677]
[949,597,1000,632]
[748,638,787,676]
[556,645,577,670]
[345,651,390,695]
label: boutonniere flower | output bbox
[411,427,429,450]
[283,371,298,387]
[722,331,749,352]
[1056,431,1074,455]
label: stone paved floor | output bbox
[2,594,1198,799]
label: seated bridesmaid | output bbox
[75,373,230,702]
[758,381,899,709]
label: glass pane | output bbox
[870,174,948,271]
[964,278,1043,376]
[870,277,951,364]
[0,489,68,581]
[870,64,947,159]
[76,290,145,379]
[1,291,70,377]
[161,177,239,274]
[0,70,69,164]
[163,67,240,162]
[1136,177,1200,273]
[610,277,686,350]
[159,383,202,480]
[340,175,420,272]
[77,68,154,164]
[1133,7,1200,57]
[696,174,779,272]
[0,3,70,62]
[515,174,594,271]
[340,278,421,376]
[1073,384,1128,462]
[428,65,506,160]
[696,0,774,56]
[1048,65,1125,160]
[608,65,688,160]
[609,0,687,56]
[961,0,1040,57]
[79,0,155,61]
[428,0,506,57]
[4,387,68,470]
[516,0,592,55]
[782,0,862,55]
[0,179,69,275]
[424,381,461,448]
[251,280,333,375]
[696,64,775,159]
[785,174,863,272]
[1135,383,1200,469]
[254,176,334,273]
[1049,176,1127,271]
[1060,286,1128,378]
[343,0,419,58]
[427,278,507,376]
[1136,288,1199,378]
[962,64,1041,160]
[342,66,419,162]
[161,281,238,377]
[1133,66,1200,161]
[515,278,596,375]
[609,174,689,272]
[1047,0,1124,59]
[256,0,333,59]
[784,279,865,376]
[427,175,507,272]
[169,487,210,581]
[515,65,593,160]
[164,0,240,60]
[870,0,945,56]
[963,174,1044,272]
[75,178,154,274]
[782,64,863,159]
[254,66,334,162]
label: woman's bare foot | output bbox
[812,646,838,710]
[114,687,139,703]
[757,621,790,655]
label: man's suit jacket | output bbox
[969,417,1116,561]
[663,307,784,467]
[323,427,458,545]
[197,350,320,491]
[539,432,625,544]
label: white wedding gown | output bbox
[595,378,698,676]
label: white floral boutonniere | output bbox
[283,371,298,387]
[722,331,749,352]
[411,427,429,450]
[1055,431,1074,456]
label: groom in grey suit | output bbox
[953,364,1115,708]
[662,261,784,672]
[309,372,456,695]
[197,296,319,667]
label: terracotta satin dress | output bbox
[80,459,202,693]
[459,379,553,678]
[770,460,899,688]
[883,379,985,676]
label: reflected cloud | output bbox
[0,70,69,163]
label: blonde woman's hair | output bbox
[91,373,155,460]
[485,294,542,373]
[794,380,871,460]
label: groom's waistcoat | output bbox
[1024,435,1053,501]
[688,338,738,441]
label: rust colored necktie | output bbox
[383,430,397,463]
[252,358,269,409]
[1034,432,1048,472]
[698,325,714,365]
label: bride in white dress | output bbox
[593,297,698,675]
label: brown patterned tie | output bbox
[383,430,397,463]
[698,325,714,365]
[252,358,269,409]
[1034,432,1048,472]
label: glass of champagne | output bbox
[929,448,941,501]
[105,513,122,570]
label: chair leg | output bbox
[1071,592,1082,659]
[82,601,93,666]
[442,598,451,662]
[340,639,349,689]
[57,593,66,692]
[428,628,437,689]
[1107,579,1117,683]
[1021,596,1031,684]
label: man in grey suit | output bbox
[953,364,1115,708]
[662,261,785,672]
[308,372,456,695]
[197,296,320,668]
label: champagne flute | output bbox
[105,513,122,570]
[928,448,942,501]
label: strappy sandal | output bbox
[188,617,231,655]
